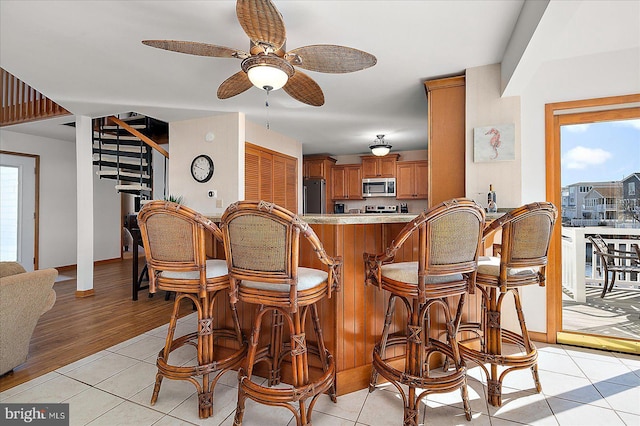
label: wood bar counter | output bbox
[209,213,484,396]
[298,214,417,395]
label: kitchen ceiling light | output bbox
[241,54,294,91]
[370,134,392,156]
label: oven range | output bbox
[364,205,398,214]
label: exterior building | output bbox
[583,183,623,221]
[622,172,640,222]
[562,182,612,221]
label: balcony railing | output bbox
[562,226,640,302]
[1,68,70,126]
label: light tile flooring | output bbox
[2,313,639,426]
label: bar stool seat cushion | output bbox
[477,256,539,278]
[241,267,328,292]
[160,259,228,279]
[381,261,463,284]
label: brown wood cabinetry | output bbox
[245,143,297,213]
[303,155,336,179]
[331,165,362,200]
[303,155,336,213]
[396,161,428,199]
[361,154,399,178]
[424,75,466,208]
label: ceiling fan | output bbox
[142,0,376,107]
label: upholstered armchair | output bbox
[0,262,57,375]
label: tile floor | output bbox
[1,312,639,426]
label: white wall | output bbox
[169,113,302,214]
[466,64,522,211]
[0,129,120,268]
[514,47,640,333]
[169,113,243,215]
[468,48,640,334]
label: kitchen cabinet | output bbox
[246,143,297,213]
[303,155,336,179]
[424,75,465,207]
[361,154,399,178]
[331,165,362,200]
[303,155,336,213]
[396,161,428,199]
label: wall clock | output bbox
[190,154,214,183]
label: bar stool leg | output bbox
[150,292,182,406]
[369,294,397,392]
[235,305,270,426]
[446,294,471,421]
[513,289,542,393]
[310,303,337,402]
[197,296,214,419]
[485,287,502,407]
[269,310,284,386]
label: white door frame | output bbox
[0,151,38,271]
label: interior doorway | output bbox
[545,95,640,354]
[0,152,38,271]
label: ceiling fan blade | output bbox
[142,40,248,58]
[283,71,324,107]
[217,71,253,99]
[286,45,377,73]
[236,0,286,51]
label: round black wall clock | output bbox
[190,154,214,183]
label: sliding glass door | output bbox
[546,95,640,354]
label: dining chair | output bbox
[588,234,640,298]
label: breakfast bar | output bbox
[208,212,487,395]
[297,213,418,395]
[298,213,489,395]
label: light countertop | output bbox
[301,213,418,225]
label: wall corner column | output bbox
[75,115,95,297]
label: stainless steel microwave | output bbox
[362,178,396,197]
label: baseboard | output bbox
[529,331,547,343]
[75,289,95,298]
[56,257,122,272]
[557,331,639,355]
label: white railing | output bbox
[561,226,640,302]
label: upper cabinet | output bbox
[424,75,465,208]
[396,161,428,199]
[303,155,336,179]
[361,154,399,178]
[331,165,363,200]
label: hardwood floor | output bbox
[0,255,192,392]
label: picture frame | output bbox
[473,123,515,162]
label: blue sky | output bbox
[561,119,640,187]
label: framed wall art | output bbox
[473,123,515,162]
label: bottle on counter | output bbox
[487,184,498,213]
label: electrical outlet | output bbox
[207,190,217,198]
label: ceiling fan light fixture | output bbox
[370,134,392,156]
[241,54,294,91]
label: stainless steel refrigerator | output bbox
[303,178,326,214]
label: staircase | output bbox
[92,114,168,207]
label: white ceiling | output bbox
[1,1,638,155]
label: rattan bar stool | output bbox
[457,202,557,407]
[364,198,485,425]
[137,201,247,419]
[220,200,342,426]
